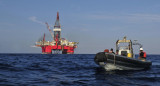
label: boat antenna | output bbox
[133,40,143,48]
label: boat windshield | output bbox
[119,46,129,50]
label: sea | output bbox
[0,54,159,86]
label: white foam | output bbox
[104,63,123,71]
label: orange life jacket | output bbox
[143,52,146,58]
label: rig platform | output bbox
[35,12,78,54]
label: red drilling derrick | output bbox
[35,12,78,54]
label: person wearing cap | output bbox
[138,48,146,61]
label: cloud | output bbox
[88,13,160,23]
[29,16,45,25]
[128,14,160,21]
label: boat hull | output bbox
[94,52,152,70]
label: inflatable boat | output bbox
[94,37,152,70]
[94,52,152,70]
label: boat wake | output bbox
[99,62,123,71]
[104,64,123,71]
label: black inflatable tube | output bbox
[94,52,152,69]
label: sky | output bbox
[0,0,160,54]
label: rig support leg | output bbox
[41,46,52,54]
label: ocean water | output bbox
[0,54,159,86]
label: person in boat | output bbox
[138,48,147,61]
[109,48,115,54]
[104,49,109,53]
[116,50,119,55]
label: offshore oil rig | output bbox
[35,12,78,54]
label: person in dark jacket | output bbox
[138,48,146,61]
[109,48,115,54]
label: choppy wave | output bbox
[0,54,159,86]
